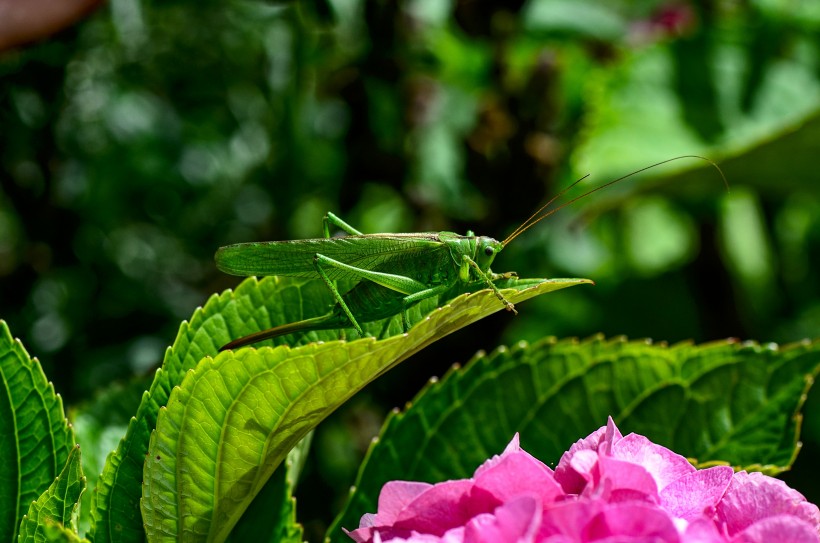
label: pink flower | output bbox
[346,435,560,543]
[346,418,820,543]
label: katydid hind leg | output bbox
[219,313,344,351]
[322,212,362,324]
[314,252,429,295]
[312,251,437,336]
[323,212,363,237]
[322,213,363,324]
[398,282,455,332]
[313,254,366,335]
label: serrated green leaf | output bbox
[91,274,586,542]
[141,277,588,542]
[90,277,358,542]
[327,336,820,541]
[69,378,150,536]
[19,444,85,543]
[0,321,76,542]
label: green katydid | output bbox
[216,156,726,351]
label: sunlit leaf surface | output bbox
[141,277,589,542]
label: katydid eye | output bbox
[484,246,494,256]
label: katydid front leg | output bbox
[463,255,517,314]
[491,271,518,280]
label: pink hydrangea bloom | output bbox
[346,418,820,543]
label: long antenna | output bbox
[501,155,728,246]
[502,174,590,245]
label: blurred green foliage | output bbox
[2,0,820,540]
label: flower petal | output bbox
[583,502,681,542]
[393,479,477,535]
[596,454,659,502]
[464,496,542,543]
[539,499,605,540]
[729,515,820,543]
[680,516,728,543]
[660,466,733,521]
[611,434,695,492]
[472,437,563,508]
[554,418,623,493]
[716,471,820,536]
[378,481,436,523]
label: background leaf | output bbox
[41,523,87,543]
[69,377,149,536]
[0,321,75,542]
[18,444,85,543]
[224,440,308,543]
[42,523,87,543]
[328,336,820,540]
[141,277,588,542]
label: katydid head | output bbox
[500,155,728,248]
[474,236,504,271]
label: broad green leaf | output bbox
[19,444,85,543]
[92,274,587,542]
[0,321,75,542]
[89,278,368,542]
[90,277,338,543]
[141,277,588,542]
[328,336,820,541]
